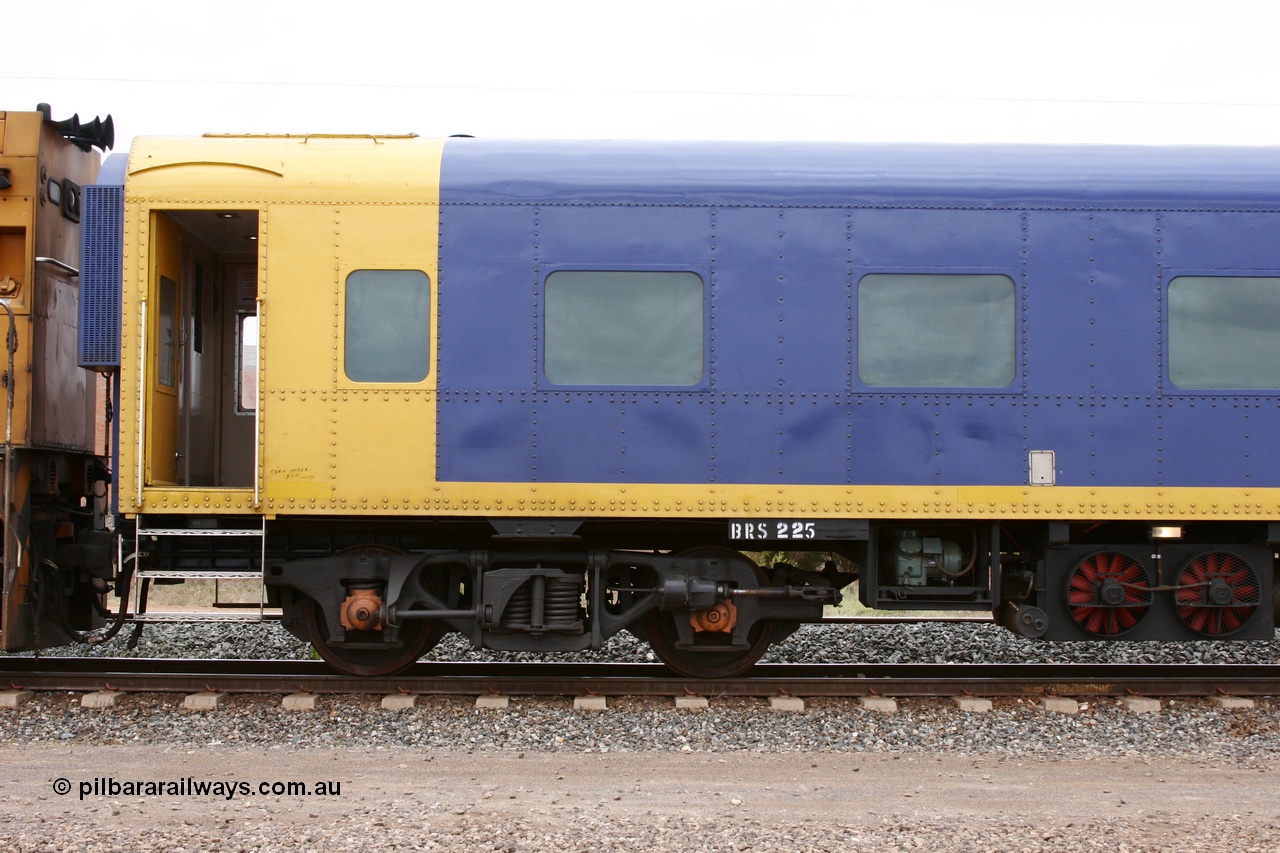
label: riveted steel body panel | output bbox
[433,139,1280,499]
[84,136,1280,520]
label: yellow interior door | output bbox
[146,213,182,485]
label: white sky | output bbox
[6,0,1280,151]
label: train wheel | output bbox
[303,595,436,677]
[643,548,775,679]
[645,609,775,678]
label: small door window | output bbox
[157,275,178,388]
[237,314,259,413]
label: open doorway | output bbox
[147,209,258,488]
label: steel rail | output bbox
[101,613,985,625]
[819,614,991,624]
[2,658,1277,698]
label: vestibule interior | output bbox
[150,209,258,488]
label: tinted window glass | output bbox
[1169,276,1280,389]
[344,270,431,383]
[545,271,704,386]
[858,274,1016,387]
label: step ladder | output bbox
[129,516,274,623]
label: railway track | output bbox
[3,658,1277,699]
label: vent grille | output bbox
[78,184,123,368]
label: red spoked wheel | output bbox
[1175,551,1261,637]
[1067,551,1152,637]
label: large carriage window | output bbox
[344,269,431,383]
[1169,276,1280,389]
[544,270,704,385]
[858,274,1016,387]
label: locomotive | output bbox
[0,106,112,657]
[3,105,1278,677]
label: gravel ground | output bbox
[3,621,1278,850]
[9,618,1280,667]
[3,620,1277,764]
[3,620,1277,761]
[3,691,1280,761]
[1,744,1278,852]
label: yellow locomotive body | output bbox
[0,107,108,650]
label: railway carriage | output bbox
[3,106,1278,676]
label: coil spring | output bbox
[503,585,533,628]
[500,574,584,632]
[544,576,583,629]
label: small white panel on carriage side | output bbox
[1028,450,1056,486]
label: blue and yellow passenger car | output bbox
[18,129,1277,675]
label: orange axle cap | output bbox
[340,588,384,632]
[689,599,737,633]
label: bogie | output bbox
[267,542,839,677]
